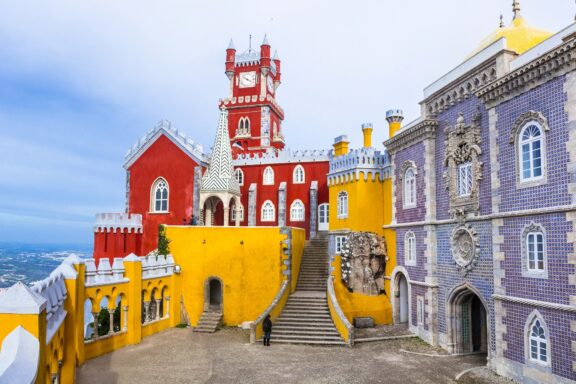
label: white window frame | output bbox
[290,199,305,222]
[525,312,551,367]
[458,162,472,197]
[293,165,305,184]
[518,122,546,184]
[231,204,244,222]
[263,166,275,185]
[521,223,548,279]
[237,117,250,136]
[235,168,244,186]
[261,200,275,222]
[150,177,169,213]
[403,168,416,208]
[335,236,347,254]
[337,191,348,219]
[404,231,416,266]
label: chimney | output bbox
[386,110,404,139]
[361,123,373,148]
[333,135,350,156]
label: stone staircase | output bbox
[270,232,345,345]
[193,311,222,333]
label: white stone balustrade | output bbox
[85,257,128,287]
[141,254,176,279]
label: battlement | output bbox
[124,119,207,169]
[84,254,175,287]
[94,213,143,233]
[233,147,332,166]
[235,49,278,75]
[328,147,391,184]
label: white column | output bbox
[165,296,170,318]
[143,301,150,324]
[235,208,240,227]
[92,312,100,339]
[108,308,115,335]
[155,299,161,320]
[122,306,129,332]
[224,207,230,227]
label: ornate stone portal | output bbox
[340,232,387,295]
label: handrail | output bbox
[327,276,354,347]
[250,280,289,344]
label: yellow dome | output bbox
[467,15,552,59]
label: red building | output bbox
[93,36,331,264]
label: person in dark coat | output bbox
[263,314,272,346]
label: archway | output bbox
[447,284,488,354]
[204,277,223,312]
[398,274,409,323]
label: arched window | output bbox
[151,178,169,212]
[404,168,416,208]
[290,200,305,221]
[263,166,274,185]
[235,168,244,186]
[293,165,305,184]
[519,123,544,182]
[522,222,547,277]
[528,316,549,365]
[261,200,275,222]
[237,117,250,136]
[404,231,416,266]
[337,191,348,219]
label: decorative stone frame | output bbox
[400,161,418,209]
[521,222,548,279]
[234,168,244,186]
[443,113,483,219]
[390,267,412,326]
[292,165,305,184]
[450,224,480,276]
[150,177,169,213]
[236,116,251,137]
[404,231,417,266]
[261,200,276,222]
[337,191,348,219]
[289,199,305,222]
[263,166,275,185]
[524,310,552,370]
[511,111,549,189]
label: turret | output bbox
[333,135,350,157]
[260,34,271,76]
[386,109,404,139]
[273,50,281,89]
[361,123,373,148]
[225,38,236,80]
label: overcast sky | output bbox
[0,0,572,244]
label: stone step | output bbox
[273,325,337,332]
[273,330,341,337]
[270,334,344,342]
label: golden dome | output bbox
[466,11,552,59]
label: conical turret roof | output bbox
[200,109,240,195]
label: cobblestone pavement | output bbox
[77,328,502,384]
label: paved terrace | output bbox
[78,328,510,384]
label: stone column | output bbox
[122,306,129,332]
[199,208,204,226]
[143,301,150,324]
[224,206,230,227]
[193,166,202,220]
[108,308,115,335]
[92,312,100,339]
[234,209,240,227]
[278,182,287,227]
[206,206,213,227]
[155,299,161,320]
[165,296,171,318]
[309,181,318,237]
[248,183,257,226]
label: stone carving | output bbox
[340,232,387,295]
[443,112,483,220]
[509,110,549,144]
[451,224,480,275]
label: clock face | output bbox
[267,76,274,93]
[239,71,256,88]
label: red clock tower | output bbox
[220,35,285,157]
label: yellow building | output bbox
[327,115,402,327]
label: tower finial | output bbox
[499,14,505,28]
[249,34,252,51]
[512,0,521,19]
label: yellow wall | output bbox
[290,228,306,293]
[165,226,305,327]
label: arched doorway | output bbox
[398,274,409,323]
[204,277,223,312]
[447,284,488,354]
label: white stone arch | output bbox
[263,166,275,185]
[290,199,305,222]
[524,309,552,367]
[234,168,244,186]
[293,165,305,184]
[390,266,412,326]
[261,200,276,222]
[150,177,169,213]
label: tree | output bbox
[158,224,171,255]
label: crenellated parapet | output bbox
[328,147,390,185]
[233,147,332,165]
[94,213,143,233]
[219,94,284,118]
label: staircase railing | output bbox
[250,280,290,344]
[327,276,354,346]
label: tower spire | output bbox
[512,0,521,19]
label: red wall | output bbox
[128,134,200,254]
[93,229,142,266]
